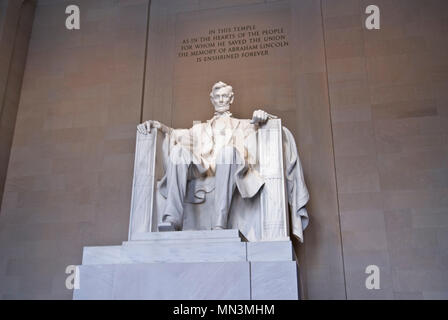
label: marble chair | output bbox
[128,118,290,242]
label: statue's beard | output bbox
[215,105,230,113]
[213,105,232,118]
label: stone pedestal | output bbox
[73,229,300,300]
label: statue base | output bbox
[73,229,300,300]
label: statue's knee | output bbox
[169,145,192,165]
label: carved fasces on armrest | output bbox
[258,119,289,240]
[128,130,158,240]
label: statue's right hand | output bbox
[137,120,161,135]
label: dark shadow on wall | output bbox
[0,0,36,210]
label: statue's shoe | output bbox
[212,226,225,230]
[158,214,181,231]
[158,222,176,232]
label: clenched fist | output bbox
[250,109,277,125]
[137,120,161,135]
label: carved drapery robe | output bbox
[158,112,264,199]
[157,113,309,242]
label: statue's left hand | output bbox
[137,120,161,135]
[251,109,276,125]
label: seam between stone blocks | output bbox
[319,0,348,300]
[246,242,252,300]
[139,0,152,123]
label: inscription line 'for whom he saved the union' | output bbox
[178,25,289,62]
[189,40,289,57]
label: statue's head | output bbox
[210,81,234,113]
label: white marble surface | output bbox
[128,130,158,240]
[82,233,294,265]
[247,241,293,262]
[130,229,245,241]
[125,237,242,245]
[116,262,250,300]
[73,264,116,300]
[258,119,289,240]
[74,260,299,300]
[75,230,300,300]
[82,241,247,265]
[121,241,247,264]
[82,246,122,265]
[74,262,251,300]
[250,261,299,300]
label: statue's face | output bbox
[211,87,233,113]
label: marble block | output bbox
[82,241,247,265]
[74,230,300,300]
[250,261,299,300]
[247,241,293,261]
[82,246,122,265]
[120,241,247,264]
[129,229,247,242]
[73,264,116,300]
[74,262,251,300]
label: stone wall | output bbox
[0,0,447,299]
[0,0,36,213]
[0,0,148,299]
[0,0,8,38]
[323,0,448,299]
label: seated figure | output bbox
[137,81,309,242]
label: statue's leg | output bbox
[214,146,244,230]
[160,145,192,231]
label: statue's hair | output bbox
[210,81,234,98]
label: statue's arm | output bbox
[158,122,173,135]
[137,120,173,135]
